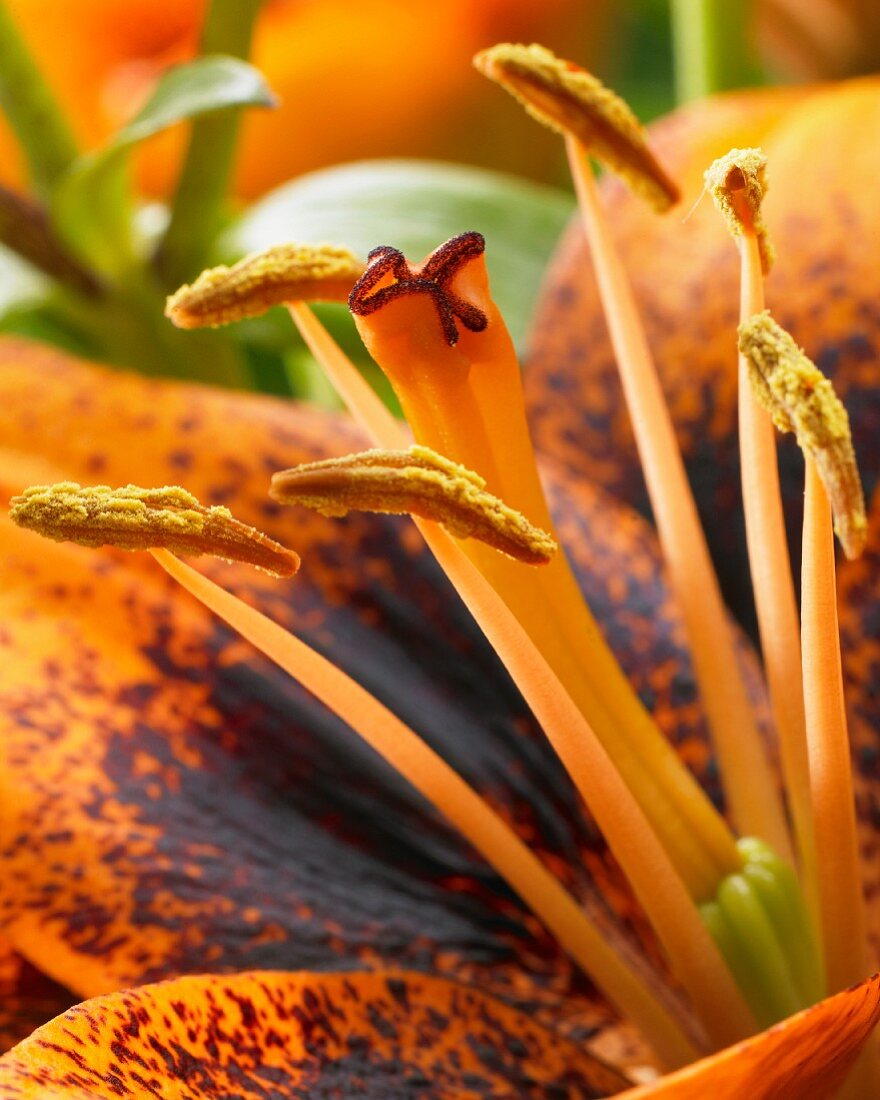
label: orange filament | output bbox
[566,135,792,864]
[375,526,757,1049]
[285,304,758,1048]
[800,462,880,1097]
[346,238,740,900]
[800,462,869,995]
[150,548,701,1068]
[737,228,817,912]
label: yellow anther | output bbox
[10,482,300,576]
[166,244,365,329]
[474,42,679,212]
[270,445,557,565]
[738,313,866,558]
[705,148,776,274]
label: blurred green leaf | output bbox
[104,54,275,148]
[51,55,275,276]
[227,159,574,349]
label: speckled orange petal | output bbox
[0,339,766,1074]
[0,939,72,1054]
[0,969,632,1098]
[838,484,880,962]
[527,78,880,626]
[621,973,880,1099]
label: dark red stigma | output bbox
[348,231,489,347]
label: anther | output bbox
[474,43,679,212]
[738,312,866,558]
[10,482,300,576]
[348,231,489,347]
[165,243,365,329]
[270,445,556,564]
[705,148,775,274]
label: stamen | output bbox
[165,244,365,329]
[704,149,776,274]
[712,160,817,920]
[474,43,680,212]
[801,457,871,999]
[9,482,300,577]
[562,133,792,862]
[270,445,557,565]
[151,548,702,1069]
[349,233,489,347]
[738,313,867,559]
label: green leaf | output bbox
[227,160,574,349]
[51,55,275,276]
[107,54,276,149]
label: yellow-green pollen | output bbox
[739,311,867,559]
[474,42,679,211]
[166,243,365,329]
[270,444,557,565]
[704,148,776,274]
[10,482,300,577]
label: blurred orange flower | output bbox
[0,0,602,199]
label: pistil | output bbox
[346,233,741,900]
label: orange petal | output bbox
[0,969,632,1098]
[620,973,880,1098]
[838,485,880,959]
[0,340,764,1073]
[0,337,692,1072]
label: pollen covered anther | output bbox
[738,312,866,558]
[348,232,489,347]
[271,445,557,564]
[705,148,776,274]
[474,43,679,212]
[9,482,300,576]
[165,244,365,329]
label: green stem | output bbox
[0,0,78,195]
[670,0,760,103]
[51,266,252,388]
[156,0,265,289]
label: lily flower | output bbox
[1,47,880,1099]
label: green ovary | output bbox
[700,837,825,1030]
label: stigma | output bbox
[349,232,489,347]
